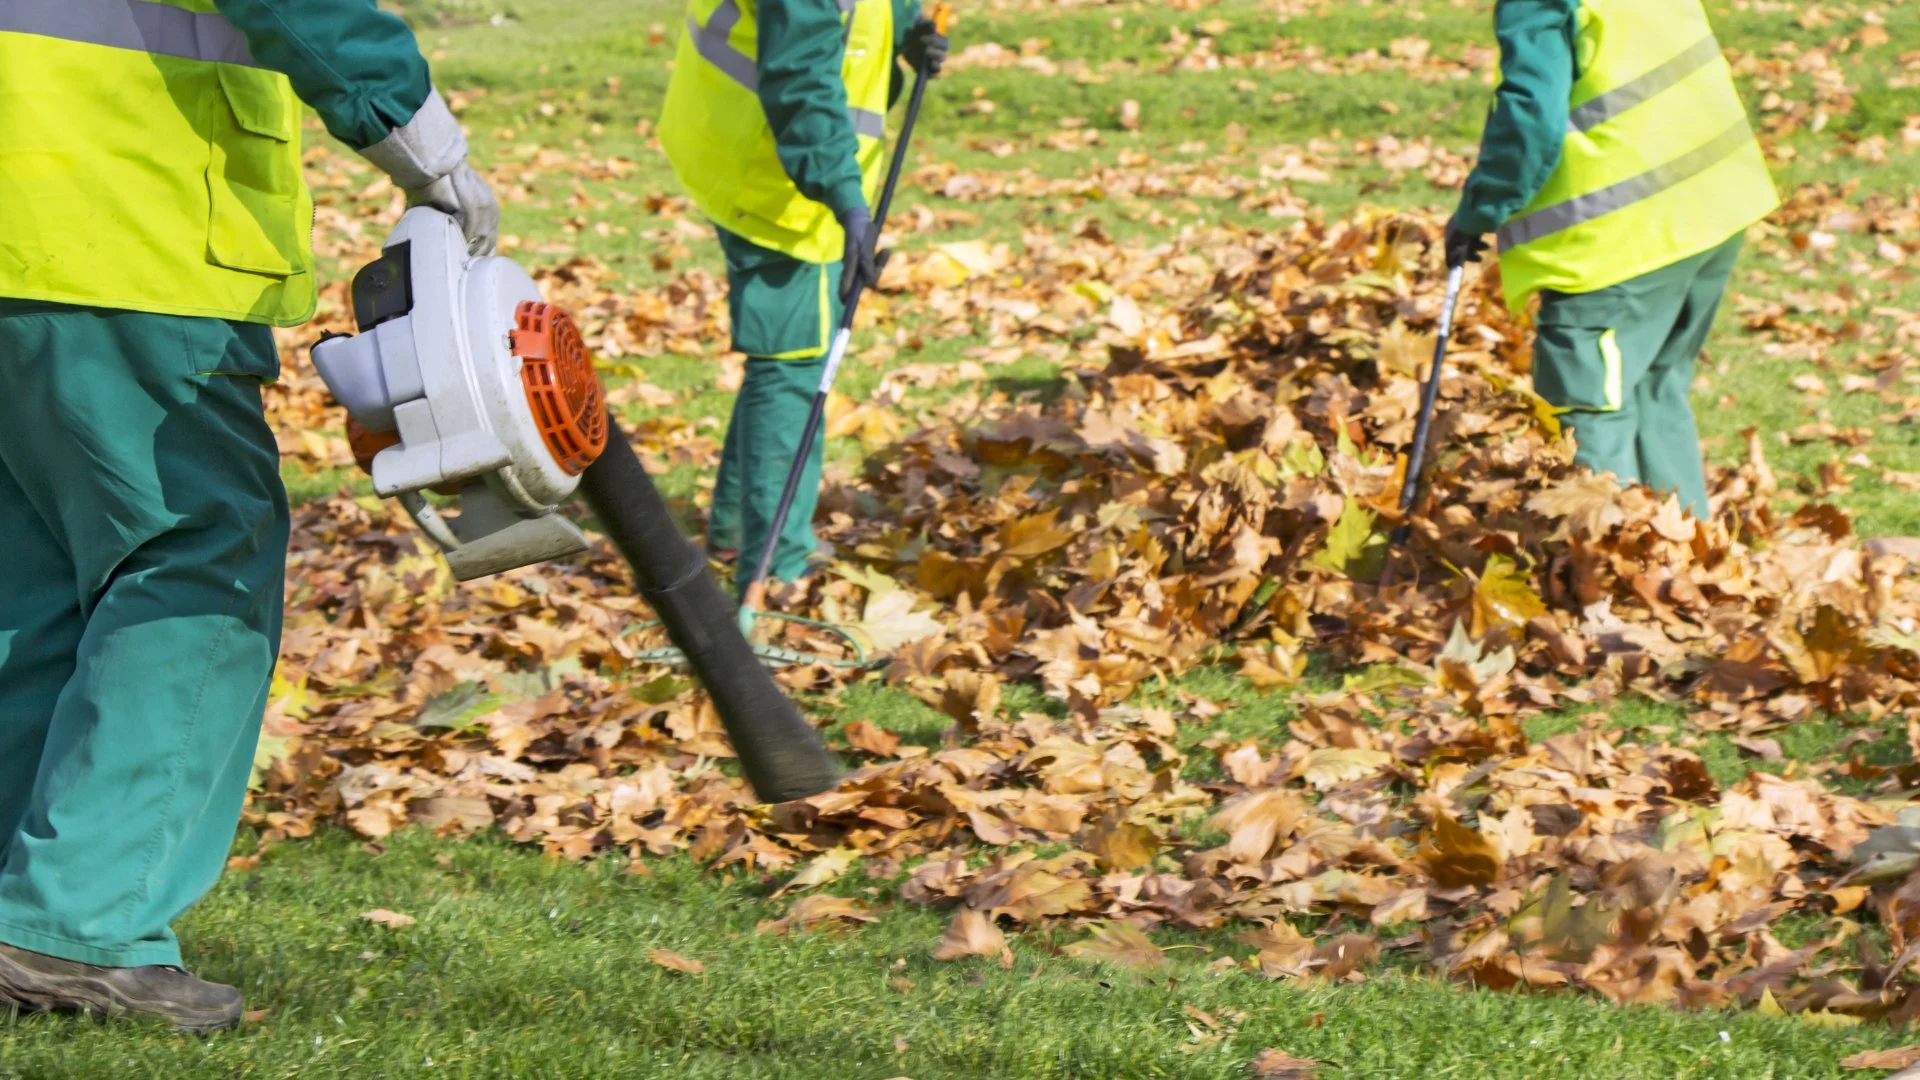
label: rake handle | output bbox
[1394,262,1467,540]
[740,56,940,600]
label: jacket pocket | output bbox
[206,65,301,278]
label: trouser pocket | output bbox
[1532,324,1624,413]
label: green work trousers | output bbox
[1531,233,1743,519]
[0,299,287,969]
[707,226,843,586]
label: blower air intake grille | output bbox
[512,301,608,475]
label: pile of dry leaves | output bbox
[256,160,1920,1023]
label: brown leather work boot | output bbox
[0,942,242,1033]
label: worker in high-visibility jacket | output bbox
[0,0,495,1032]
[1446,0,1778,518]
[660,0,947,585]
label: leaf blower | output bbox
[310,207,843,802]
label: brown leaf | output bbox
[648,948,706,976]
[1248,1048,1322,1079]
[930,908,1014,968]
[1526,472,1625,537]
[1842,1046,1920,1070]
[1241,921,1316,979]
[1313,933,1379,980]
[1418,814,1501,889]
[937,669,1002,730]
[755,895,878,936]
[1208,790,1308,863]
[844,720,903,757]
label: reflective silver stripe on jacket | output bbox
[1498,118,1755,251]
[690,0,887,139]
[0,0,259,66]
[686,2,758,91]
[1567,36,1724,133]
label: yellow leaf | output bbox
[1474,554,1546,633]
[1087,813,1161,871]
[999,508,1077,557]
[777,847,861,895]
[1062,921,1166,971]
[1308,502,1384,579]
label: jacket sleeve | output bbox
[758,0,866,217]
[1452,0,1578,237]
[211,0,434,150]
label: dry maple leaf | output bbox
[1062,921,1167,972]
[1248,1048,1322,1079]
[929,908,1014,968]
[776,847,861,896]
[1085,811,1161,872]
[648,948,706,976]
[755,894,878,936]
[1208,789,1308,864]
[851,589,946,653]
[843,720,903,758]
[360,909,415,928]
[1841,1047,1920,1070]
[1301,747,1391,791]
[1419,814,1502,889]
[262,191,1920,1028]
[1241,921,1317,979]
[1526,472,1627,537]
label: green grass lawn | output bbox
[5,829,1914,1079]
[9,0,1920,1075]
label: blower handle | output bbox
[580,414,843,802]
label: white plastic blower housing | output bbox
[312,207,608,580]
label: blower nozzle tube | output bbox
[579,413,844,803]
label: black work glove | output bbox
[838,207,878,304]
[902,15,949,77]
[1443,220,1489,268]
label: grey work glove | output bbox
[902,15,948,77]
[358,88,500,256]
[838,207,877,304]
[405,163,499,257]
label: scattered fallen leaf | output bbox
[930,908,1014,968]
[648,948,706,976]
[360,909,415,929]
[1248,1048,1322,1079]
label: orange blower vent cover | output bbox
[511,301,608,475]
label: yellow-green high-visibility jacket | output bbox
[0,0,435,327]
[660,0,898,265]
[1476,0,1778,312]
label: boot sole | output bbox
[0,952,239,1034]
